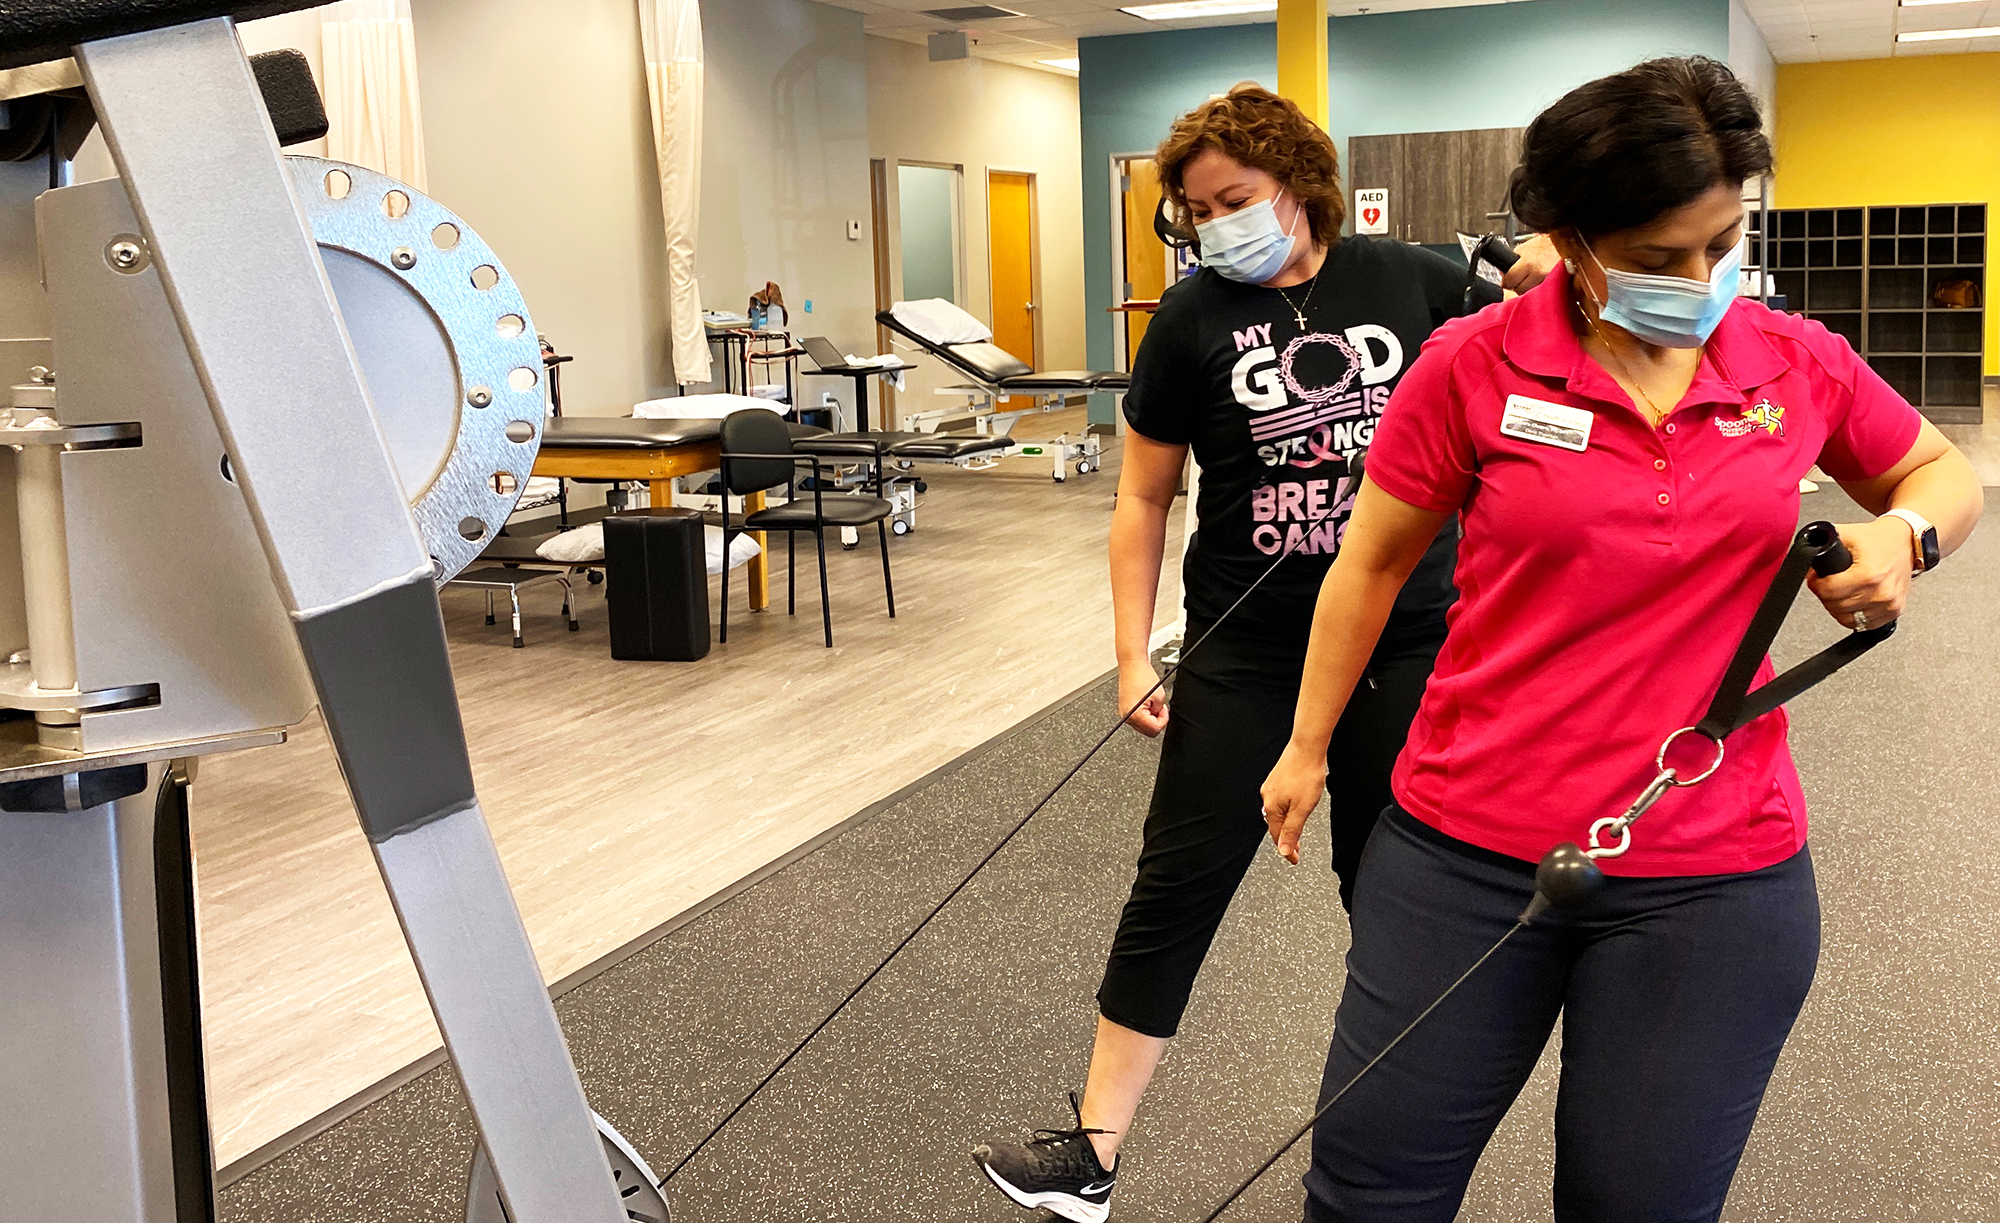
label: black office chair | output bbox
[719,409,895,648]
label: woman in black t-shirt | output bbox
[971,85,1555,1222]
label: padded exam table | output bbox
[533,415,770,609]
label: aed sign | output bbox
[1354,188,1388,235]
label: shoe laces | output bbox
[1027,1091,1113,1179]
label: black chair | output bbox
[719,409,895,648]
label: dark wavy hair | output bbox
[1508,56,1771,239]
[1157,82,1344,246]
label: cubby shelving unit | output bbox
[1769,203,1986,423]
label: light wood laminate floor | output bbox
[193,411,1183,1168]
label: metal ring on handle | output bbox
[285,156,542,585]
[1655,725,1727,786]
[1586,816,1632,859]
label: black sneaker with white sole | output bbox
[972,1093,1118,1223]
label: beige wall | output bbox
[696,0,875,406]
[412,0,671,415]
[866,37,1085,416]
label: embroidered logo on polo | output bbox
[1232,316,1406,556]
[1715,398,1785,438]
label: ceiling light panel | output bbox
[1121,0,1279,21]
[1898,23,2000,37]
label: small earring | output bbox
[1563,258,1577,274]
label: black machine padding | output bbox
[248,47,326,146]
[0,1,323,70]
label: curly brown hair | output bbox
[1156,83,1344,248]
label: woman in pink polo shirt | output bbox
[1259,57,1981,1221]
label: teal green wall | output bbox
[1078,0,1731,418]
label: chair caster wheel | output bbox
[587,570,604,585]
[1076,460,1094,474]
[892,521,911,536]
[915,480,928,493]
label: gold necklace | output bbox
[1274,269,1319,329]
[1576,293,1673,428]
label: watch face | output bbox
[1921,526,1941,572]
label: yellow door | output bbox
[1121,158,1168,366]
[987,171,1037,408]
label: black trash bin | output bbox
[604,508,711,661]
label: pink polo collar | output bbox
[1501,266,1792,413]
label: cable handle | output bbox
[1801,519,1854,577]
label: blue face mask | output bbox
[1583,240,1744,348]
[1196,191,1300,285]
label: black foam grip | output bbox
[1474,234,1519,273]
[249,47,326,147]
[1801,519,1854,577]
[0,1,322,71]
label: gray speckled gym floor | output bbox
[218,486,1998,1223]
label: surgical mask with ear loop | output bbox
[1196,190,1301,285]
[1578,238,1744,348]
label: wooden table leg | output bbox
[649,479,674,507]
[746,490,769,610]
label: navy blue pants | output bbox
[1305,807,1820,1223]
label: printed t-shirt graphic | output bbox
[1123,236,1488,646]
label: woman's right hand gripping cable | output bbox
[1119,659,1170,738]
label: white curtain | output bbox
[320,0,428,191]
[639,0,709,385]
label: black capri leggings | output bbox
[1306,807,1820,1222]
[1096,623,1445,1040]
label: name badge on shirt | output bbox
[1499,394,1594,453]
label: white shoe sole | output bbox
[974,1156,1112,1223]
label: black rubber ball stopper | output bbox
[1536,842,1606,910]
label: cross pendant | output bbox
[1294,310,1308,329]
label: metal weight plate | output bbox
[465,1111,670,1223]
[286,156,543,584]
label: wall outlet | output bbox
[820,391,839,409]
[847,219,863,241]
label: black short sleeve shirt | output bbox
[1123,236,1479,649]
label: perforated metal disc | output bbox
[465,1112,670,1223]
[287,156,544,584]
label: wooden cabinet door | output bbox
[1347,133,1403,235]
[1400,130,1464,243]
[1459,127,1525,236]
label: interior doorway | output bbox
[869,157,895,426]
[987,170,1039,410]
[1118,156,1170,368]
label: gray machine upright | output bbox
[0,4,666,1220]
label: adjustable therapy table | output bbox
[533,415,770,609]
[875,308,1130,481]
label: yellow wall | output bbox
[1775,53,2000,374]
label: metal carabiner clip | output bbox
[1586,727,1729,860]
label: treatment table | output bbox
[533,416,769,609]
